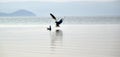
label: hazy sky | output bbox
[0,0,120,16]
[0,0,118,2]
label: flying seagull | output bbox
[50,13,63,27]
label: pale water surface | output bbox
[0,17,120,25]
[0,24,120,57]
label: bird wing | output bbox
[50,13,56,20]
[58,19,63,24]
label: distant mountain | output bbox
[0,9,36,17]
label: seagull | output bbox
[47,25,51,31]
[50,13,63,27]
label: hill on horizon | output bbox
[0,9,36,17]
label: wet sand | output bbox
[0,24,120,57]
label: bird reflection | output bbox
[50,29,63,51]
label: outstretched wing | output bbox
[50,13,56,20]
[58,19,63,24]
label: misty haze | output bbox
[0,0,120,57]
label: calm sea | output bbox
[0,16,120,25]
[0,16,120,57]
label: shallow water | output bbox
[0,25,120,57]
[0,17,120,25]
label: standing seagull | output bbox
[47,25,51,31]
[50,13,63,27]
